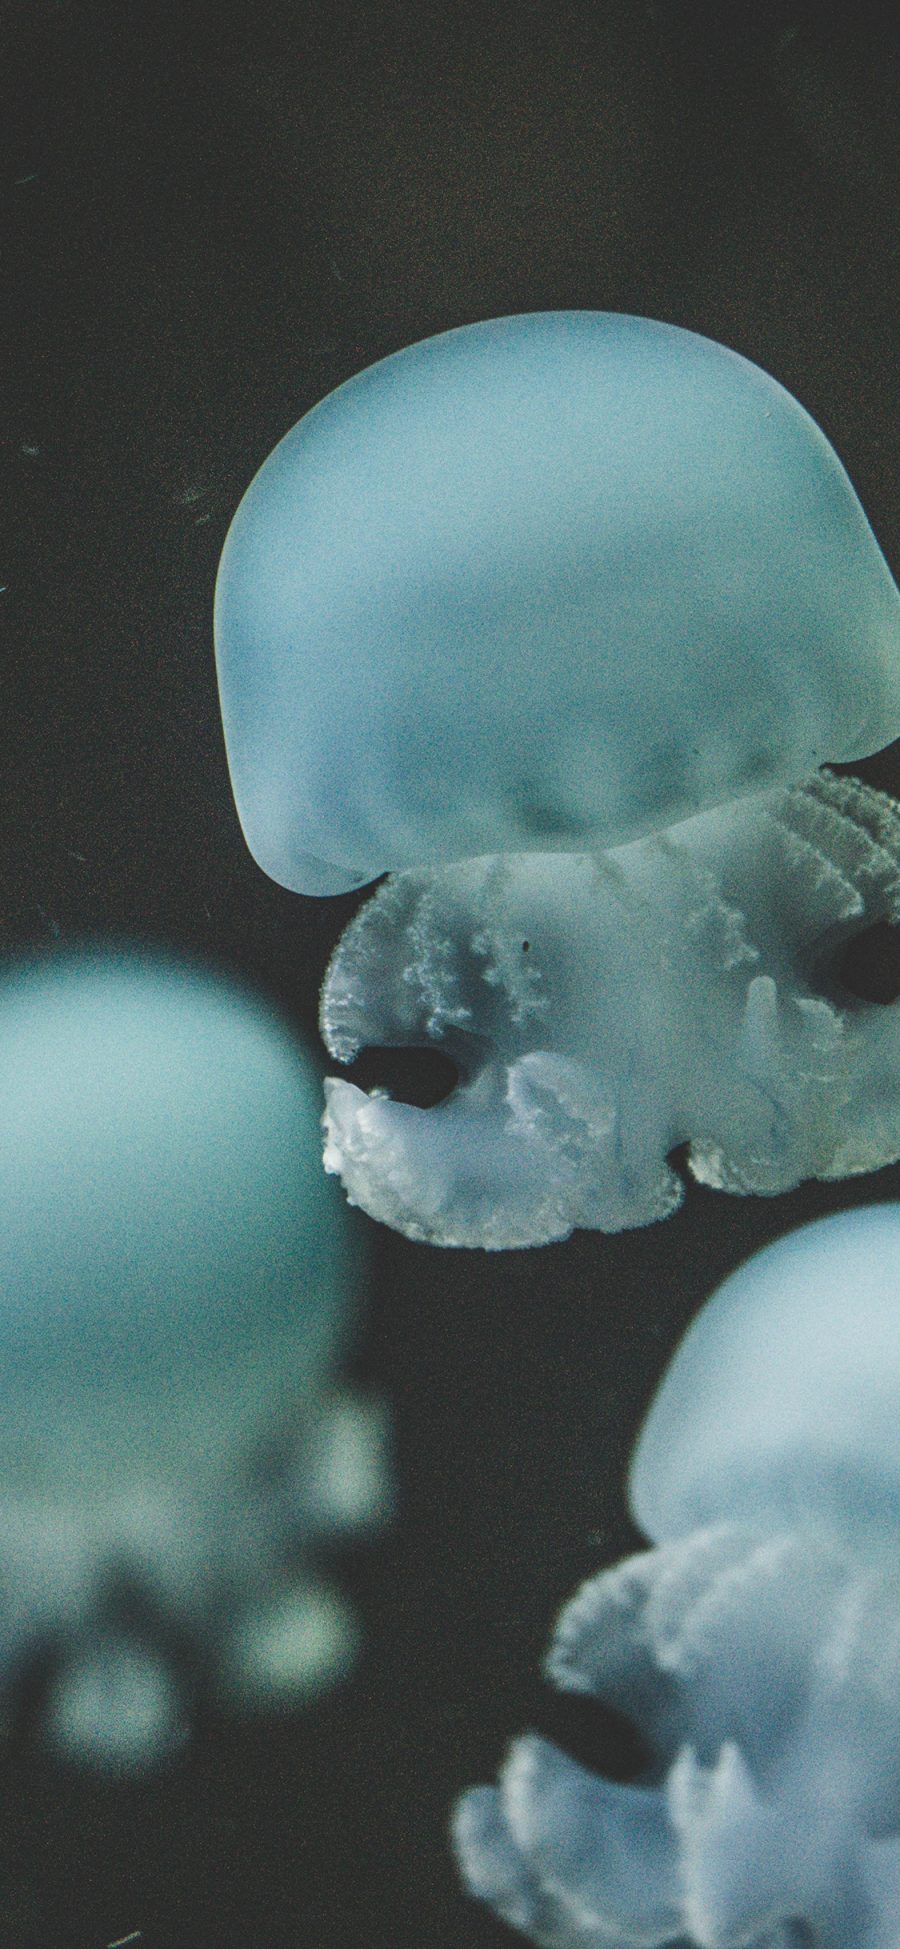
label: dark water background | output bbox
[0,1,898,1943]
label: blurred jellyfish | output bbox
[455,1204,900,1948]
[0,949,387,1768]
[214,311,900,895]
[321,771,900,1246]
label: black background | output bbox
[1,1,898,1944]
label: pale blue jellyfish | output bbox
[214,312,900,1248]
[214,311,900,895]
[321,771,900,1246]
[0,949,387,1768]
[455,1204,900,1948]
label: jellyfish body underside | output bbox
[322,771,900,1247]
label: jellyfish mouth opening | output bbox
[533,1678,654,1786]
[827,918,900,1007]
[338,1042,463,1109]
[10,1639,60,1747]
[665,1140,694,1186]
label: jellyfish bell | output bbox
[0,948,386,1767]
[629,1201,900,1549]
[214,311,900,897]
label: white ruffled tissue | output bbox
[322,773,900,1247]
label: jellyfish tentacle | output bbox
[501,1735,681,1942]
[666,1741,870,1949]
[453,1786,587,1949]
[45,1635,187,1770]
[455,1739,682,1949]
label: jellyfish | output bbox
[454,1202,900,1948]
[0,949,387,1768]
[214,311,900,897]
[214,311,900,1246]
[320,770,900,1246]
